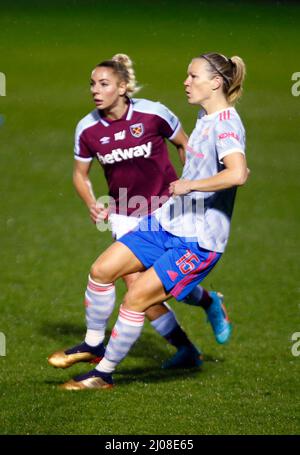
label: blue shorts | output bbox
[118,216,222,301]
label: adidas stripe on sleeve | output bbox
[214,109,245,163]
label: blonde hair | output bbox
[200,53,246,104]
[97,53,141,97]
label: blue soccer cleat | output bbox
[48,341,105,369]
[207,291,232,344]
[162,344,203,369]
[59,369,113,390]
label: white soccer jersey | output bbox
[154,107,246,253]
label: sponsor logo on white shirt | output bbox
[218,131,240,141]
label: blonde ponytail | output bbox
[112,53,141,96]
[227,56,246,105]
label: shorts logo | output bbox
[130,123,144,138]
[167,270,178,282]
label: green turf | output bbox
[0,0,300,435]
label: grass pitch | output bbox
[0,0,299,435]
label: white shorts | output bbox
[109,213,141,240]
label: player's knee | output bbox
[123,287,147,313]
[90,261,113,284]
[123,273,139,289]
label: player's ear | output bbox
[118,80,127,96]
[211,75,222,91]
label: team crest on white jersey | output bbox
[100,136,110,144]
[130,123,144,138]
[201,127,210,141]
[114,130,126,141]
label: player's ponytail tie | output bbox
[199,52,246,105]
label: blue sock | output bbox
[151,308,193,349]
[184,286,212,310]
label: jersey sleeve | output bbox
[74,123,93,162]
[155,102,181,140]
[214,113,246,163]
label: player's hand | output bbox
[169,179,192,196]
[89,203,109,224]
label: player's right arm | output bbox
[73,160,105,224]
[74,115,108,224]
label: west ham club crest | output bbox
[130,123,144,138]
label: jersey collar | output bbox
[201,106,235,121]
[97,98,134,127]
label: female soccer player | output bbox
[59,51,248,390]
[48,54,229,372]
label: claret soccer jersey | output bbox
[74,98,180,215]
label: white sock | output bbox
[84,274,115,346]
[85,329,102,347]
[96,304,145,374]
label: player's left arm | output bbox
[169,151,249,196]
[156,103,188,165]
[168,126,188,165]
